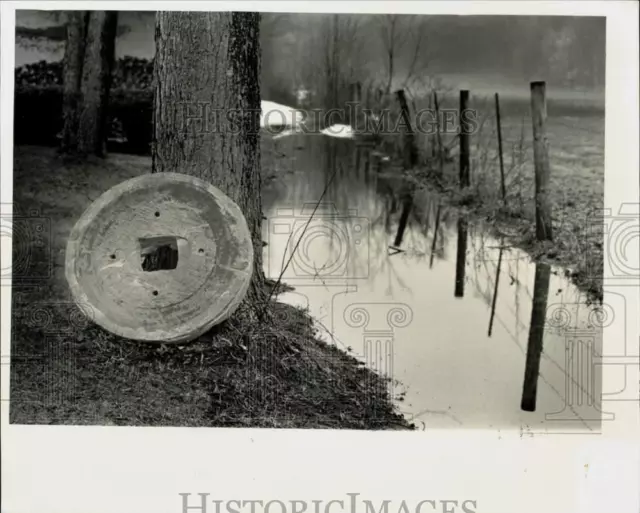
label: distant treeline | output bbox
[14,57,604,155]
[16,12,605,91]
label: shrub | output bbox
[14,57,155,154]
[14,85,153,154]
[14,86,64,146]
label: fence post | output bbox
[530,81,553,241]
[459,90,470,188]
[433,90,444,177]
[349,81,362,129]
[495,92,506,201]
[427,91,436,159]
[395,89,418,170]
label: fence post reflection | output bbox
[392,193,414,249]
[454,217,468,298]
[487,242,504,336]
[521,262,552,412]
[429,205,442,269]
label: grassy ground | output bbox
[407,165,603,303]
[9,145,412,429]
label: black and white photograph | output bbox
[2,2,639,513]
[4,7,624,432]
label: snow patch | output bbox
[261,100,304,128]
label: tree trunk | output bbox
[77,11,118,156]
[61,11,89,153]
[386,50,393,95]
[385,17,396,94]
[153,11,266,309]
[326,14,340,110]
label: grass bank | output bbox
[398,132,603,303]
[9,145,412,429]
[383,98,605,303]
[410,166,602,302]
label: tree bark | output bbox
[61,11,89,153]
[153,11,266,309]
[77,11,118,156]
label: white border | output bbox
[2,2,639,513]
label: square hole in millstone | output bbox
[139,236,179,271]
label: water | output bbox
[262,134,604,431]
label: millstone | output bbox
[65,172,253,344]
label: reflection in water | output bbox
[487,243,504,337]
[262,134,603,430]
[521,262,552,412]
[429,205,442,269]
[454,218,468,298]
[391,191,414,251]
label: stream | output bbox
[261,133,604,431]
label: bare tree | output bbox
[153,11,266,307]
[375,15,430,94]
[318,14,369,110]
[260,14,297,103]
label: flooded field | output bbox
[262,134,605,431]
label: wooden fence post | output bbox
[530,81,553,241]
[427,91,436,159]
[433,90,444,177]
[395,89,418,170]
[349,81,362,129]
[459,90,470,188]
[495,92,506,201]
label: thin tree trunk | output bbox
[153,11,266,308]
[386,51,394,94]
[323,18,332,110]
[77,11,118,156]
[385,17,396,94]
[61,11,89,153]
[331,14,340,109]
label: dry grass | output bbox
[11,295,409,429]
[9,145,412,429]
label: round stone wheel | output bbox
[65,172,254,344]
